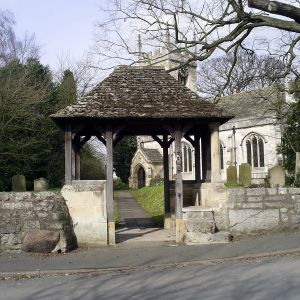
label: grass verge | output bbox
[130,185,164,227]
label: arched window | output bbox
[220,143,224,170]
[182,142,193,173]
[245,135,265,167]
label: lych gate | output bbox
[52,66,232,245]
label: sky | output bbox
[0,0,106,69]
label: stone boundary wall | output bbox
[225,187,300,234]
[0,192,75,252]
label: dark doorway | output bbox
[137,166,146,189]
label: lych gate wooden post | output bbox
[163,134,171,228]
[194,133,201,182]
[106,124,115,245]
[174,123,184,243]
[64,123,72,185]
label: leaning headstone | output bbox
[22,230,60,253]
[239,163,251,187]
[227,165,237,185]
[12,175,26,192]
[34,178,49,192]
[269,165,285,188]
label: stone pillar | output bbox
[106,124,115,245]
[64,123,72,185]
[209,122,221,183]
[175,123,184,243]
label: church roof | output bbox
[217,86,285,119]
[141,148,162,163]
[52,66,232,121]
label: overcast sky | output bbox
[0,0,104,69]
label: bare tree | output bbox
[0,9,39,66]
[198,49,285,98]
[94,0,300,88]
[54,53,105,98]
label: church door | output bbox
[137,167,146,189]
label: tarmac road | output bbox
[1,254,300,300]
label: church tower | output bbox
[139,46,197,93]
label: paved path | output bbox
[116,190,174,244]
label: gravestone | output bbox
[34,178,49,192]
[296,152,300,175]
[227,165,237,185]
[239,163,251,187]
[12,175,26,192]
[269,165,285,188]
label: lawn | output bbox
[130,185,164,227]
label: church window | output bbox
[182,142,193,173]
[245,135,265,167]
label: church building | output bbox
[129,48,287,188]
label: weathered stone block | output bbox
[268,166,285,188]
[34,178,49,192]
[2,202,32,210]
[242,202,264,209]
[289,188,300,195]
[246,188,266,196]
[12,175,26,192]
[23,220,40,230]
[229,209,280,233]
[210,231,231,243]
[239,163,251,186]
[22,230,60,253]
[247,196,263,202]
[267,188,278,195]
[0,193,9,201]
[1,233,20,246]
[185,220,216,233]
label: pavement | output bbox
[2,191,300,278]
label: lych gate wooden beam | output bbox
[151,135,163,147]
[95,133,106,146]
[182,123,194,136]
[106,124,115,245]
[64,123,72,185]
[174,123,184,243]
[184,134,195,147]
[113,134,125,147]
[79,135,91,149]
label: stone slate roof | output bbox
[141,148,162,163]
[217,86,285,119]
[52,66,231,120]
